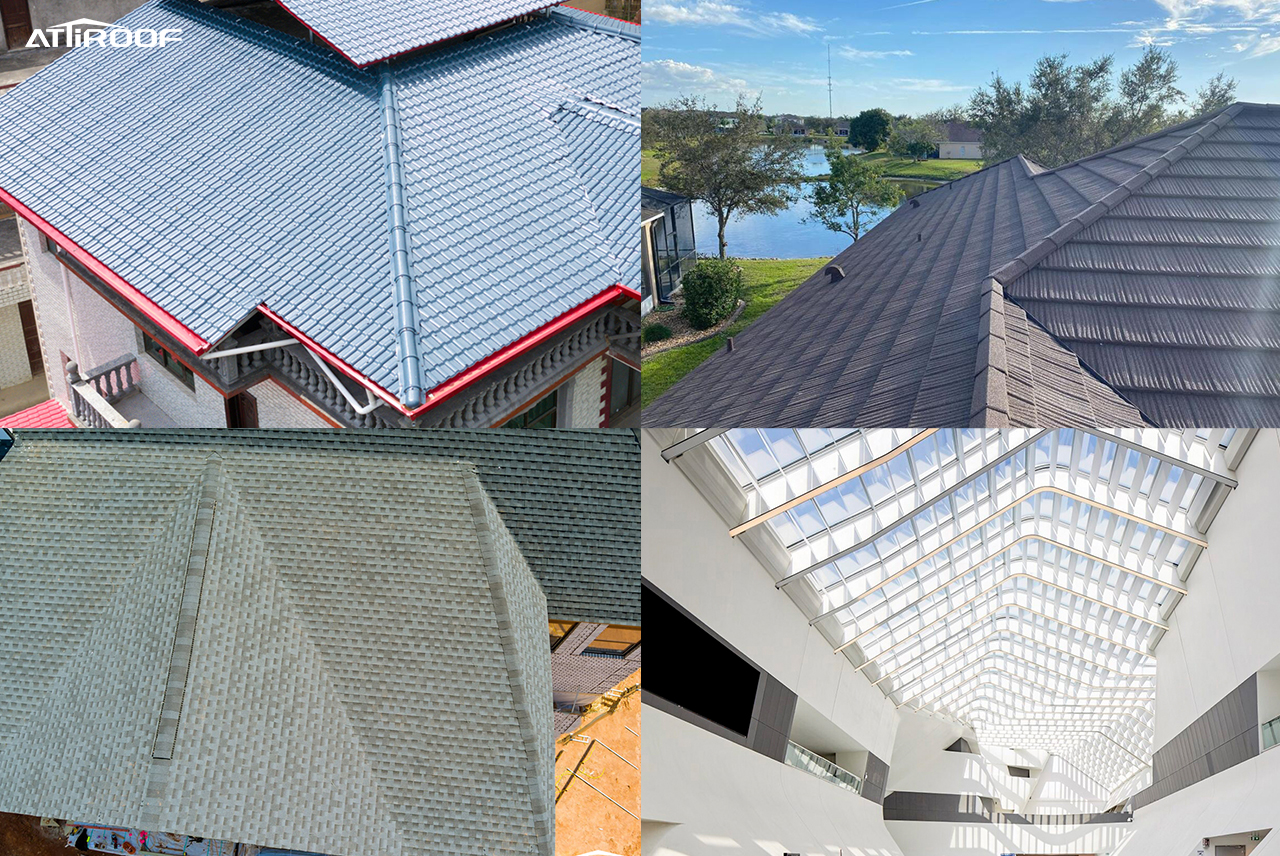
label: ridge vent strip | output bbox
[151,457,222,762]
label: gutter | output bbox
[379,63,424,408]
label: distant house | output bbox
[939,121,984,159]
[773,115,806,137]
[641,186,697,316]
[836,125,850,137]
[717,117,739,133]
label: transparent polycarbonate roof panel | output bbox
[706,428,1235,788]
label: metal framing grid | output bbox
[703,428,1239,787]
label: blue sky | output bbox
[642,0,1280,115]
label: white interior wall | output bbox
[641,431,901,762]
[643,705,905,856]
[886,818,1133,856]
[1121,746,1280,856]
[1155,430,1280,745]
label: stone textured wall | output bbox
[0,302,32,388]
[569,354,608,429]
[0,261,29,308]
[250,378,336,428]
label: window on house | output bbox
[502,389,557,429]
[550,620,577,651]
[609,360,640,420]
[584,624,642,657]
[42,233,57,254]
[142,331,195,390]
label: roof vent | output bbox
[0,428,12,462]
[727,337,735,352]
[910,198,920,208]
[824,264,845,283]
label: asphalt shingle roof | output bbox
[0,433,555,856]
[4,428,640,624]
[645,103,1280,428]
[0,0,638,406]
[274,0,558,66]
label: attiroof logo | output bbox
[26,19,182,48]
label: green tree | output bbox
[968,46,1231,168]
[1190,71,1238,117]
[806,149,904,242]
[649,95,805,259]
[849,108,893,151]
[887,117,942,161]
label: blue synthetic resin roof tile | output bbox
[0,0,638,402]
[276,0,557,66]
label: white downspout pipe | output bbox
[304,346,381,415]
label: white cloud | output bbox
[889,77,973,91]
[838,45,914,59]
[1231,30,1280,53]
[641,59,751,95]
[646,0,823,36]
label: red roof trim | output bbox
[0,187,210,354]
[262,285,638,419]
[406,283,640,418]
[271,0,560,68]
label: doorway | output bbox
[17,299,40,374]
[1,0,32,50]
[225,390,259,428]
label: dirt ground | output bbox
[0,813,73,856]
[555,669,641,856]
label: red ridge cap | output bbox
[0,186,210,354]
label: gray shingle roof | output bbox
[0,0,638,407]
[6,428,640,624]
[0,434,554,856]
[274,0,557,66]
[646,103,1280,428]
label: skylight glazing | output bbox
[705,428,1237,788]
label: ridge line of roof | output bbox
[1041,101,1238,174]
[976,106,1244,425]
[990,103,1243,290]
[380,64,425,408]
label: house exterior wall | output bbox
[20,216,226,426]
[0,258,29,307]
[569,353,608,429]
[250,378,336,428]
[0,301,31,387]
[939,141,983,159]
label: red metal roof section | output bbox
[0,399,75,429]
[0,187,210,354]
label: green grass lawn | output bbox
[642,149,661,187]
[858,151,983,181]
[642,257,825,408]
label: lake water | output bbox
[692,178,936,259]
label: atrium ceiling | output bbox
[673,428,1246,790]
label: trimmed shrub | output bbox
[681,259,743,330]
[643,324,673,344]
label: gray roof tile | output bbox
[0,0,638,406]
[647,103,1280,428]
[274,0,558,66]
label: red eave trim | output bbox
[262,285,638,420]
[0,187,210,354]
[406,283,639,418]
[271,0,560,68]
